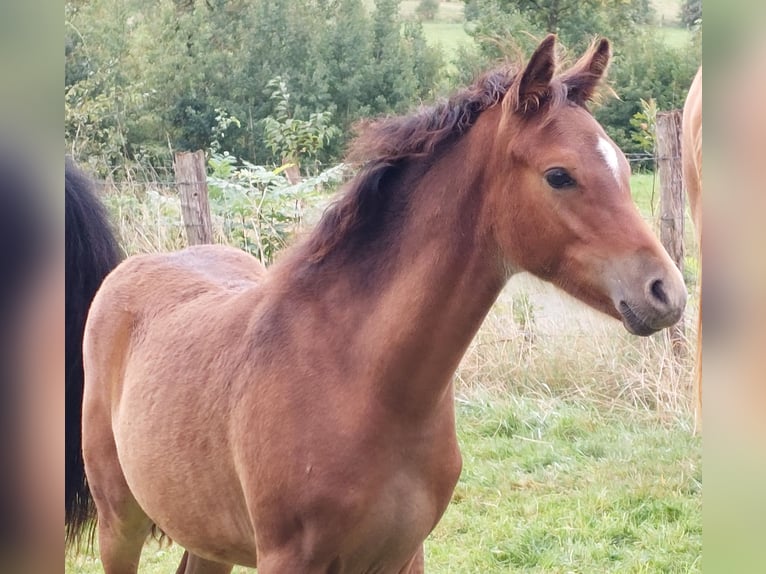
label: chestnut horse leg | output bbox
[175,551,233,574]
[400,545,425,574]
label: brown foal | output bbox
[71,36,686,573]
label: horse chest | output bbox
[248,425,462,571]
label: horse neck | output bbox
[278,115,507,417]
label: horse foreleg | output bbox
[175,550,233,574]
[400,545,425,574]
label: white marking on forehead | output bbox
[597,136,620,181]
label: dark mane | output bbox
[301,60,579,265]
[348,68,518,165]
[301,68,511,264]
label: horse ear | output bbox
[560,38,611,105]
[512,34,557,114]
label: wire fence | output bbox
[92,153,670,190]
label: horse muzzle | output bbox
[615,273,687,336]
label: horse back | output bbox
[89,243,266,315]
[82,244,267,408]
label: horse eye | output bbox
[545,168,576,189]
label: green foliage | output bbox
[367,0,420,113]
[209,109,241,155]
[101,149,348,262]
[207,152,349,262]
[452,0,539,85]
[260,78,340,171]
[629,98,658,154]
[65,0,444,172]
[464,0,655,55]
[134,0,252,160]
[65,0,163,177]
[462,0,540,58]
[595,30,700,158]
[401,21,445,100]
[415,0,440,21]
[457,0,700,171]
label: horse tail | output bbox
[65,158,122,548]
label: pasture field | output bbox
[650,0,682,25]
[653,26,695,49]
[420,21,694,58]
[404,0,693,59]
[66,169,701,572]
[400,0,465,22]
[422,21,473,58]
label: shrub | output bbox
[416,0,440,21]
[595,30,700,158]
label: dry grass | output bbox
[457,274,698,422]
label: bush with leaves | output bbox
[102,152,349,261]
[65,0,444,172]
[629,98,658,154]
[261,78,340,180]
[595,30,700,160]
[463,0,654,55]
[458,1,699,164]
[207,153,349,263]
[416,0,440,21]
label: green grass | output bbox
[422,21,472,58]
[400,0,465,22]
[66,394,701,573]
[653,26,694,49]
[631,171,663,216]
[631,172,698,247]
[650,0,682,25]
[427,393,701,572]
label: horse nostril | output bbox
[650,279,669,306]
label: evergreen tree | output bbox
[65,0,445,170]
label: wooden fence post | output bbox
[655,110,685,354]
[174,150,213,245]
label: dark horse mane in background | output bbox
[65,158,122,545]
